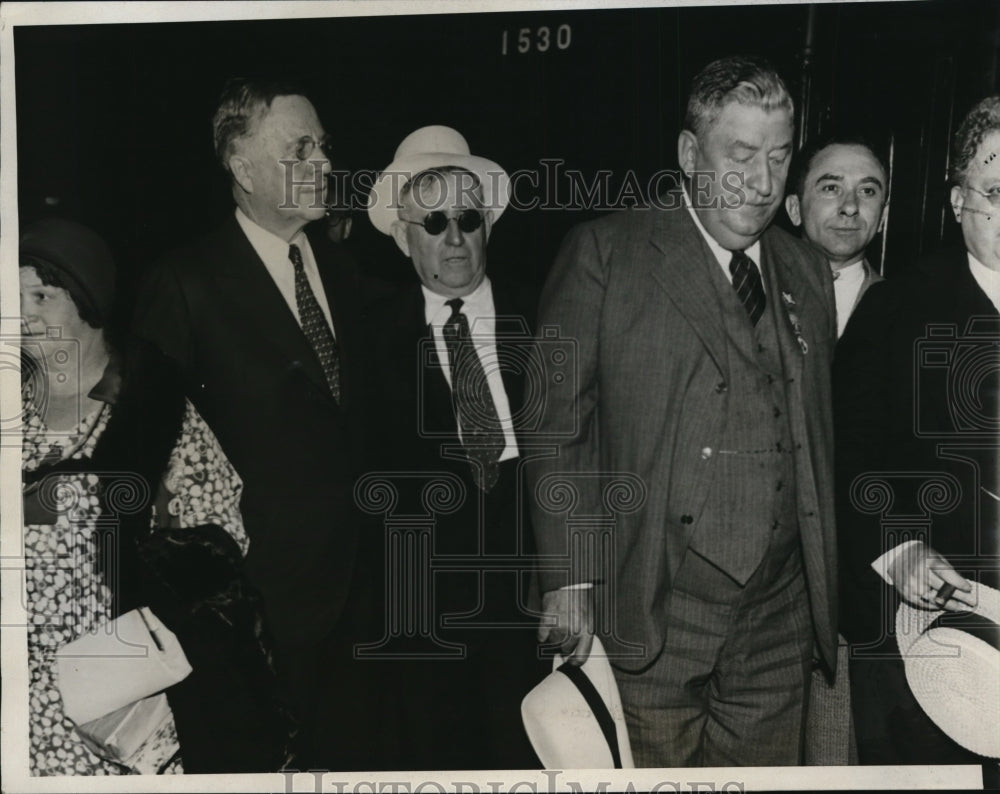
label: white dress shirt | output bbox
[968,252,1000,313]
[833,260,867,338]
[683,191,764,285]
[235,208,336,335]
[423,277,519,462]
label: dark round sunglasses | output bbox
[401,209,484,236]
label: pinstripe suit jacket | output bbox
[528,200,839,672]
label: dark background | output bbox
[14,1,1000,320]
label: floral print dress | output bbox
[22,395,247,776]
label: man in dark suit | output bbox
[784,134,890,764]
[363,126,543,769]
[785,136,888,338]
[131,79,378,770]
[834,95,999,766]
[527,56,839,767]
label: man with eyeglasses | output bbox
[834,95,1000,767]
[130,78,380,770]
[363,125,544,769]
[785,136,889,338]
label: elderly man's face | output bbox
[231,95,330,237]
[391,171,492,297]
[786,144,888,270]
[679,102,794,251]
[951,129,1000,272]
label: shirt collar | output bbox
[235,206,306,264]
[423,276,494,327]
[967,251,1000,312]
[88,351,122,404]
[835,259,867,284]
[682,187,762,271]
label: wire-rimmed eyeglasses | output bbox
[963,184,1000,208]
[293,134,335,162]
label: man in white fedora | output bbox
[365,125,544,769]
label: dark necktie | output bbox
[289,243,340,402]
[729,249,767,326]
[443,298,504,492]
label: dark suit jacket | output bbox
[834,247,1000,647]
[365,277,538,567]
[363,276,544,769]
[133,214,368,646]
[853,259,885,315]
[528,201,840,671]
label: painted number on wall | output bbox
[501,25,571,55]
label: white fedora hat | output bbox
[521,636,635,769]
[896,581,1000,758]
[367,125,510,236]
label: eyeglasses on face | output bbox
[401,209,484,236]
[293,134,335,162]
[963,184,1000,208]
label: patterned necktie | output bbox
[289,244,341,402]
[443,298,504,492]
[729,249,767,326]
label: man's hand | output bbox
[887,542,975,611]
[538,587,595,666]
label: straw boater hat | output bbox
[521,636,635,769]
[896,581,1000,758]
[367,125,511,236]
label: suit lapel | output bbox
[852,259,883,315]
[646,202,730,378]
[310,228,355,408]
[760,232,806,389]
[404,286,456,438]
[212,216,334,402]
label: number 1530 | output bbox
[501,25,572,54]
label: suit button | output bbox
[681,514,693,524]
[700,447,713,459]
[715,381,728,394]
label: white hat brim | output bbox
[367,152,511,236]
[897,582,1000,758]
[520,637,635,769]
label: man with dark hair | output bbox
[529,55,839,766]
[786,136,889,336]
[835,95,999,767]
[131,78,378,770]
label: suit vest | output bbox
[687,252,800,584]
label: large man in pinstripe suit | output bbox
[528,56,839,767]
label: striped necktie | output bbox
[729,249,766,326]
[443,298,503,492]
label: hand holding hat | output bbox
[897,581,1000,759]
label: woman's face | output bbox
[19,266,92,341]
